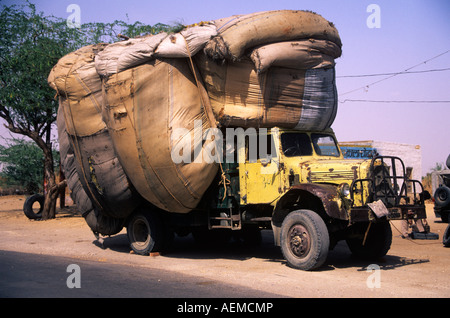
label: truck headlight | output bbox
[339,183,350,197]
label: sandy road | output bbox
[0,195,449,298]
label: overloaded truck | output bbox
[49,10,429,270]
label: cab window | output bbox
[311,134,340,157]
[281,133,313,157]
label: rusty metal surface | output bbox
[349,205,427,223]
[289,184,347,220]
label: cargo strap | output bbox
[182,36,217,129]
[58,55,105,214]
[182,36,230,201]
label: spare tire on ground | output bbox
[23,194,45,220]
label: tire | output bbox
[346,221,392,259]
[280,210,329,271]
[23,194,45,219]
[443,224,450,247]
[434,186,450,207]
[127,209,165,255]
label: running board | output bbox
[208,211,242,230]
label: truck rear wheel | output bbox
[127,208,164,255]
[346,221,392,259]
[280,210,329,271]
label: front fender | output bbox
[271,184,348,246]
[273,184,347,224]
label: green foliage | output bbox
[0,138,59,193]
[81,20,185,43]
[0,2,81,136]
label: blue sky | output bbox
[1,0,449,175]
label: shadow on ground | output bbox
[96,230,430,272]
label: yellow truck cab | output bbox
[214,127,427,270]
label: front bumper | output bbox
[349,205,427,223]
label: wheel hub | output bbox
[438,189,448,201]
[288,225,310,258]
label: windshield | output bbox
[281,133,340,157]
[311,133,340,157]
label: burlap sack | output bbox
[95,33,167,77]
[95,24,217,76]
[195,53,338,130]
[250,39,341,73]
[204,10,342,61]
[154,23,217,58]
[48,44,108,137]
[102,58,218,213]
[57,106,127,235]
[50,45,141,222]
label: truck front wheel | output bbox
[280,210,330,271]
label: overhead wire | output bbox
[340,99,450,104]
[337,67,450,78]
[339,50,450,96]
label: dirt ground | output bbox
[0,195,449,298]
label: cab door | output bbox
[238,128,283,205]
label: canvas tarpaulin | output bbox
[48,44,108,137]
[102,58,218,213]
[57,107,126,235]
[204,10,341,62]
[195,54,338,130]
[95,23,217,76]
[94,33,167,77]
[49,45,141,234]
[249,39,341,74]
[154,23,217,58]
